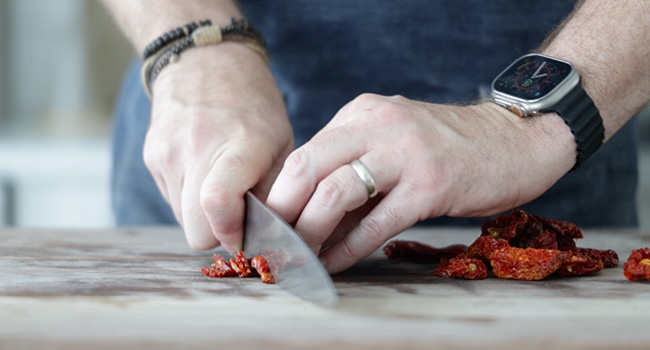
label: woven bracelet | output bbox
[140,18,268,98]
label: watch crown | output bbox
[509,104,525,117]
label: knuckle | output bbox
[219,153,247,172]
[373,101,408,124]
[313,179,344,209]
[353,92,380,105]
[199,182,235,215]
[357,216,386,243]
[142,147,156,171]
[338,238,357,262]
[282,149,310,177]
[346,93,383,112]
[142,140,173,173]
[387,94,408,103]
[358,205,404,243]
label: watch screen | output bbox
[492,54,573,100]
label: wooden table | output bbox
[1,227,649,349]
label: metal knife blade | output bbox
[243,191,338,307]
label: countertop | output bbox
[1,227,649,349]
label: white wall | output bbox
[0,139,111,227]
[0,0,131,227]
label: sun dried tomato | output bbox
[257,248,287,273]
[251,256,275,284]
[481,209,535,242]
[481,209,582,251]
[623,247,650,281]
[433,253,488,280]
[556,252,604,277]
[518,229,559,250]
[384,240,467,263]
[536,215,583,250]
[490,247,565,280]
[466,236,509,261]
[573,247,619,268]
[229,251,253,277]
[201,254,237,278]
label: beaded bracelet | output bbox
[140,18,268,98]
[142,20,212,59]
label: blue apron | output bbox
[111,1,638,227]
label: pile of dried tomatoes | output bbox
[385,209,647,281]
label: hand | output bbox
[143,43,293,252]
[266,93,576,273]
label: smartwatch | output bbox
[490,53,604,170]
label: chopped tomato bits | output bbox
[202,251,276,284]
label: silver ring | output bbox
[350,159,378,198]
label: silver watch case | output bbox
[490,53,580,117]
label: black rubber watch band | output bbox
[540,80,604,170]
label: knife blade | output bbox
[243,191,338,307]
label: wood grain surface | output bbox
[1,227,649,350]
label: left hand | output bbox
[266,93,576,273]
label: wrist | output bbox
[488,53,604,169]
[102,0,243,55]
[142,18,268,98]
[152,42,272,102]
[477,102,576,175]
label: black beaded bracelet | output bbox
[140,18,268,98]
[142,20,212,59]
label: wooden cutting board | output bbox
[1,227,649,350]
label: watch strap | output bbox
[540,80,604,170]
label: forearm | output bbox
[101,0,242,56]
[541,0,650,141]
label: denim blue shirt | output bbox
[111,1,638,227]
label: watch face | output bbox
[492,54,573,101]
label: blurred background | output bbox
[0,0,130,227]
[0,0,648,229]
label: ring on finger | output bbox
[350,159,378,198]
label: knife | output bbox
[243,191,339,307]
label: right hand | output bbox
[266,95,576,273]
[143,43,293,252]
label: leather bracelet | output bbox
[140,18,268,98]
